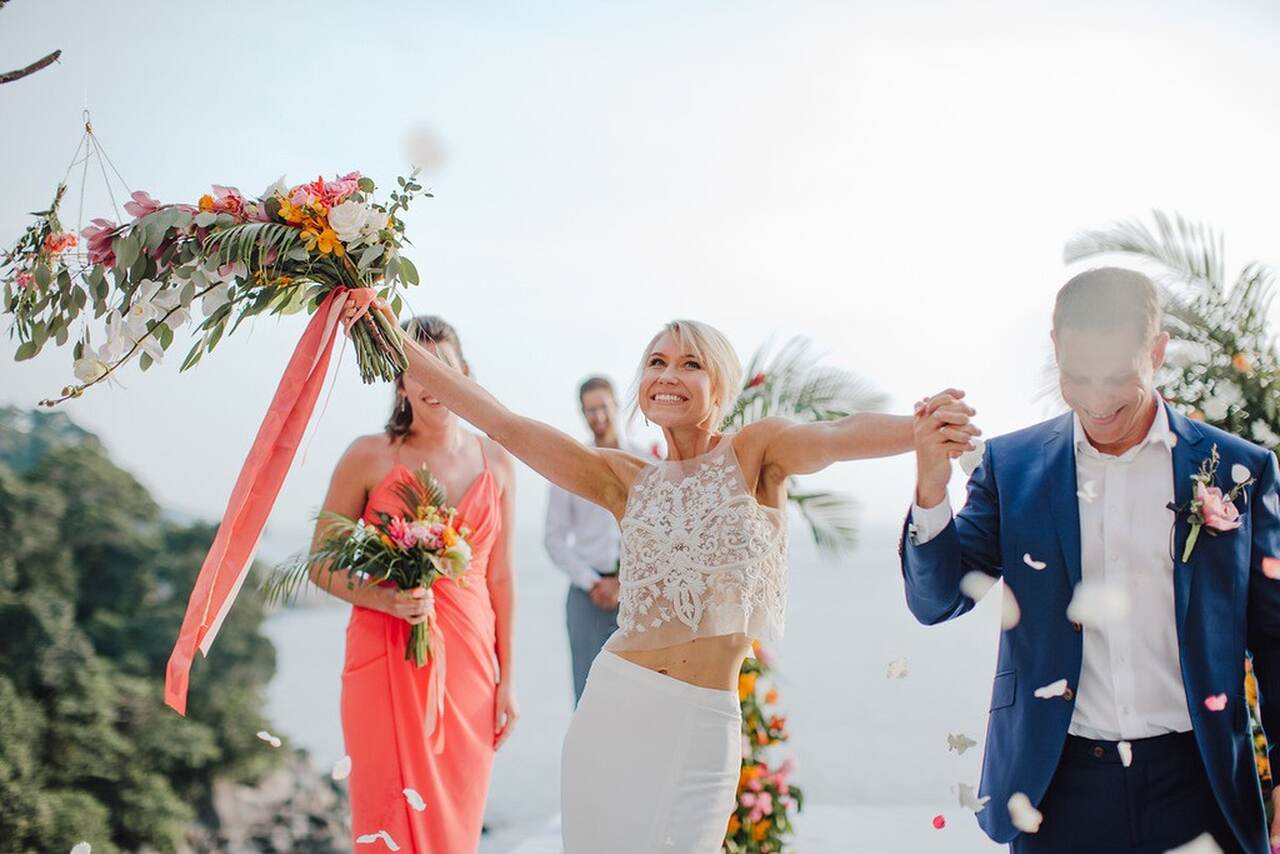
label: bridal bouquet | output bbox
[264,465,473,666]
[3,170,429,404]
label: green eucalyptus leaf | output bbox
[399,257,419,286]
[140,352,154,371]
[14,341,38,361]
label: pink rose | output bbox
[81,218,120,266]
[387,517,418,550]
[124,190,163,219]
[16,270,34,289]
[1196,482,1241,532]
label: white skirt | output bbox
[560,651,742,854]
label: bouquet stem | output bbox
[407,619,432,667]
[351,310,408,384]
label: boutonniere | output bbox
[1172,444,1254,562]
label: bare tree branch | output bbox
[0,48,62,85]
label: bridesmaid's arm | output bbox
[307,438,428,623]
[487,444,520,749]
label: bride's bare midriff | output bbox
[614,633,753,691]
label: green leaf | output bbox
[34,263,51,289]
[194,211,219,228]
[399,257,420,286]
[14,341,38,361]
[358,177,376,192]
[115,233,140,270]
[55,324,69,346]
[358,243,383,271]
[391,294,403,316]
[180,280,196,306]
[140,352,154,371]
[181,340,205,371]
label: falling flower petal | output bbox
[1117,741,1133,768]
[1007,792,1043,834]
[960,570,996,601]
[356,830,400,851]
[1066,580,1131,628]
[1204,693,1228,712]
[1001,583,1021,630]
[1077,480,1098,503]
[71,844,91,854]
[256,730,282,748]
[1264,557,1280,580]
[886,657,908,679]
[932,815,946,829]
[958,783,990,813]
[1232,463,1251,485]
[958,437,986,476]
[1164,832,1224,853]
[1023,553,1047,571]
[947,733,978,755]
[403,787,427,812]
[332,755,352,781]
[1034,679,1068,700]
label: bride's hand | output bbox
[341,295,397,335]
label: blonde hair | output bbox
[632,320,743,430]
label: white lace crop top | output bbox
[603,436,788,653]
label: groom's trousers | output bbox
[1010,731,1242,854]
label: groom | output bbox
[902,267,1280,852]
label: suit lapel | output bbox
[1044,414,1082,588]
[1167,402,1206,640]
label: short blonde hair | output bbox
[633,320,743,430]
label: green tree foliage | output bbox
[0,411,279,852]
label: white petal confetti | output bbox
[1066,580,1131,628]
[886,657,909,679]
[1232,463,1251,485]
[256,730,282,748]
[1164,832,1224,853]
[1001,583,1021,630]
[1023,553,1047,571]
[71,844,91,854]
[1007,792,1043,834]
[960,571,996,601]
[957,437,986,476]
[331,755,352,781]
[403,787,427,812]
[1033,678,1069,700]
[356,830,401,851]
[1076,480,1098,503]
[1117,741,1132,768]
[958,782,990,813]
[947,733,978,755]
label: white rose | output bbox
[1202,395,1230,422]
[1216,380,1244,407]
[328,200,370,245]
[1252,421,1280,448]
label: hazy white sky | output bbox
[3,0,1279,545]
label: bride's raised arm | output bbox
[359,301,634,515]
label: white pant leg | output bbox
[561,651,741,854]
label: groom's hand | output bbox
[913,389,977,509]
[1270,787,1280,850]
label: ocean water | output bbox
[261,520,1007,851]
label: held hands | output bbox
[382,585,435,625]
[590,576,621,610]
[913,388,980,509]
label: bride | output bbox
[344,304,978,852]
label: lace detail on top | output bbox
[604,437,788,652]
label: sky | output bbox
[3,0,1279,548]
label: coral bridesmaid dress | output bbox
[341,437,501,853]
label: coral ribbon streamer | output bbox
[164,286,377,715]
[425,617,448,753]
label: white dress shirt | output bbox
[544,442,647,592]
[911,405,1193,741]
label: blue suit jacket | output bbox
[900,403,1280,851]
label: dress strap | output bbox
[476,434,489,471]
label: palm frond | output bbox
[721,337,888,432]
[203,222,303,277]
[258,511,363,607]
[787,488,861,556]
[1064,210,1224,292]
[391,464,449,515]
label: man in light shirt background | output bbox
[544,376,647,705]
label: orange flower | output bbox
[756,730,769,745]
[198,194,215,212]
[443,527,459,548]
[768,715,785,730]
[1189,409,1205,422]
[751,818,772,841]
[765,688,779,704]
[1233,353,1252,373]
[738,671,758,700]
[727,814,741,836]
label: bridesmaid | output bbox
[308,315,519,853]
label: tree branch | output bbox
[0,49,62,85]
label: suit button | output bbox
[1091,746,1104,758]
[1062,687,1075,701]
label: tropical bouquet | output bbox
[263,464,473,666]
[724,641,804,853]
[3,169,429,404]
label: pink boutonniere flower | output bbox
[1177,444,1253,562]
